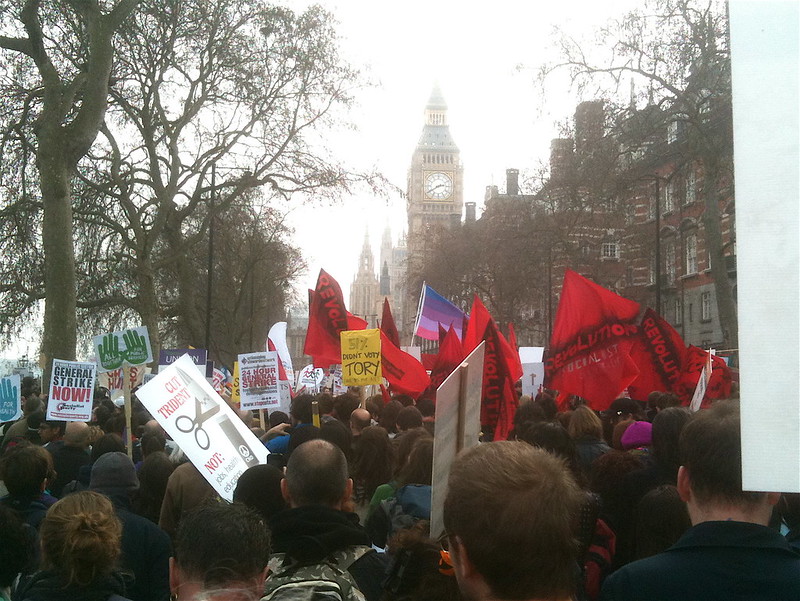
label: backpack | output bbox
[261,546,373,601]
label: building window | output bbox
[685,234,698,275]
[685,169,696,204]
[674,299,683,325]
[701,291,712,321]
[601,241,619,260]
[663,179,676,213]
[664,241,676,285]
[647,192,656,220]
[648,254,656,285]
[660,300,669,320]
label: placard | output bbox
[340,329,382,386]
[231,361,240,404]
[296,364,323,394]
[158,348,208,374]
[238,351,280,411]
[46,359,96,421]
[94,326,153,373]
[135,354,269,501]
[97,365,148,401]
[0,374,22,423]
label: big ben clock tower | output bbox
[404,83,463,338]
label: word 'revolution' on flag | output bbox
[413,284,467,341]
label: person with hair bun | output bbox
[15,490,131,601]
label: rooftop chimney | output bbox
[506,168,520,196]
[465,202,477,223]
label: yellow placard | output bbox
[340,329,382,386]
[231,361,241,404]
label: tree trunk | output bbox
[701,158,738,353]
[38,142,77,384]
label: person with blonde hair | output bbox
[568,405,610,478]
[15,490,131,601]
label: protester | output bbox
[15,490,132,601]
[233,464,287,523]
[265,439,386,601]
[1,394,42,451]
[47,421,91,497]
[601,402,800,600]
[632,485,691,560]
[90,452,171,601]
[0,443,57,529]
[568,405,611,479]
[158,461,218,540]
[37,420,66,451]
[350,425,395,521]
[170,503,269,601]
[443,441,583,601]
[133,451,175,525]
[0,504,33,599]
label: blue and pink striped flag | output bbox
[413,284,467,341]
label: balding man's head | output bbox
[349,408,371,435]
[64,421,90,448]
[282,439,350,509]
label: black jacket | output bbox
[14,570,131,601]
[270,505,387,601]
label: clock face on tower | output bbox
[424,172,453,200]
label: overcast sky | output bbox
[288,0,639,302]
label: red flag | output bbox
[508,323,518,353]
[380,330,431,398]
[465,296,522,440]
[679,346,732,406]
[628,308,687,402]
[347,312,368,330]
[380,298,401,348]
[379,383,392,405]
[422,325,465,401]
[544,270,641,411]
[304,270,352,368]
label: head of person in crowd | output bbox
[444,441,583,601]
[0,504,33,597]
[656,392,682,412]
[317,392,335,418]
[134,450,176,524]
[90,451,139,501]
[289,393,315,425]
[282,439,351,509]
[519,421,584,486]
[365,395,383,422]
[394,427,433,479]
[620,420,652,452]
[333,392,361,424]
[650,406,692,477]
[268,410,290,428]
[512,400,546,439]
[64,420,91,450]
[393,394,415,408]
[604,397,642,426]
[567,405,604,441]
[23,411,45,444]
[320,418,353,461]
[634,484,691,560]
[396,436,434,488]
[416,398,435,421]
[514,379,523,399]
[0,443,54,500]
[678,401,779,525]
[350,407,372,437]
[380,400,403,435]
[396,406,423,433]
[21,376,41,401]
[170,503,270,601]
[234,464,287,522]
[38,419,67,445]
[351,426,395,505]
[22,393,42,417]
[533,391,558,422]
[140,429,167,459]
[37,491,124,591]
[91,433,126,463]
[286,425,321,455]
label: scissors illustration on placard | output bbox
[174,367,221,450]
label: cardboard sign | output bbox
[158,349,208,374]
[97,365,148,401]
[135,354,268,501]
[0,374,22,422]
[231,362,240,404]
[340,329,382,386]
[430,342,485,539]
[47,359,97,421]
[238,352,280,411]
[94,326,153,373]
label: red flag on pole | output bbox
[380,298,401,348]
[508,323,518,353]
[544,270,641,411]
[380,330,430,398]
[421,325,465,401]
[304,270,361,368]
[627,308,688,402]
[679,346,732,407]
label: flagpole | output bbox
[411,282,426,347]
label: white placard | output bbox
[518,346,545,364]
[97,365,148,401]
[296,364,324,393]
[731,2,800,492]
[238,351,280,411]
[135,354,269,501]
[521,363,545,397]
[47,359,96,421]
[430,341,485,539]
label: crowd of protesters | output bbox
[1,373,798,601]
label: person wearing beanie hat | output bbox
[620,421,653,454]
[90,452,171,601]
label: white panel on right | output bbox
[731,1,800,492]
